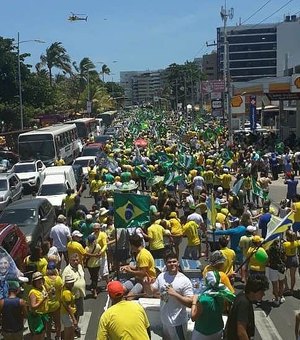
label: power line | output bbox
[241,0,272,25]
[255,0,294,25]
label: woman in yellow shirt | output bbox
[44,262,63,340]
[283,230,300,293]
[29,272,49,340]
[24,246,48,275]
[61,275,77,340]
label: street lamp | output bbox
[17,32,45,130]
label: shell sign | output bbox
[291,74,300,93]
[231,96,243,108]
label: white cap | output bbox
[246,225,257,233]
[72,230,83,238]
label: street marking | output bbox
[255,310,283,340]
[23,311,92,339]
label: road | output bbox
[20,174,299,339]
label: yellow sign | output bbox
[231,96,243,108]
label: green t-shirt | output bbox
[80,222,94,240]
[194,294,224,335]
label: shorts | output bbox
[99,257,109,277]
[163,323,187,340]
[268,268,285,282]
[286,255,299,268]
[183,245,200,260]
[75,297,84,318]
[150,248,165,259]
[122,278,143,295]
[61,313,73,328]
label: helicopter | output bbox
[68,13,88,22]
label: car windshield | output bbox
[0,208,37,225]
[39,183,67,196]
[95,136,111,143]
[73,159,90,167]
[14,164,35,173]
[82,148,99,156]
[0,180,7,191]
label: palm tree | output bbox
[101,64,110,82]
[37,42,72,86]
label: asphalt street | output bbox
[21,175,300,339]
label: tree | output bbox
[37,42,72,86]
[101,64,110,82]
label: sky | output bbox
[1,0,299,81]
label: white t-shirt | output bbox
[152,271,193,326]
[187,212,204,227]
[49,223,71,252]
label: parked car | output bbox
[0,198,56,245]
[94,135,113,145]
[0,173,23,211]
[12,160,46,193]
[0,223,28,269]
[72,156,97,175]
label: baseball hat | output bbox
[107,280,125,299]
[47,261,57,270]
[32,272,43,282]
[252,235,263,243]
[57,214,66,223]
[246,225,257,233]
[217,187,223,193]
[64,275,76,284]
[7,280,20,291]
[86,214,93,220]
[72,230,83,238]
[209,251,226,266]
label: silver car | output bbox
[0,173,23,211]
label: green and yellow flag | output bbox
[114,193,150,228]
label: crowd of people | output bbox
[1,109,300,339]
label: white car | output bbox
[0,173,23,210]
[12,160,46,193]
[72,156,97,176]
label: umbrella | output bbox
[134,138,148,148]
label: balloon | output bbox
[255,248,268,264]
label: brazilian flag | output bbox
[114,193,150,228]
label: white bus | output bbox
[18,124,81,166]
[64,117,98,141]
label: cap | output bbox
[217,187,223,192]
[57,214,66,223]
[99,208,109,216]
[47,261,57,270]
[64,275,76,284]
[215,222,222,230]
[252,235,263,243]
[87,234,96,243]
[246,225,257,233]
[32,272,43,281]
[169,212,177,218]
[7,280,20,291]
[107,280,125,299]
[209,250,226,266]
[86,214,93,220]
[223,168,229,173]
[72,230,83,238]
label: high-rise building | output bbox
[217,15,300,83]
[202,52,218,80]
[120,70,164,106]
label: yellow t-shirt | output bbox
[220,247,236,275]
[88,168,97,183]
[96,231,108,255]
[147,224,166,250]
[247,246,268,272]
[182,221,200,246]
[85,243,102,267]
[67,241,86,264]
[136,248,156,279]
[24,257,48,276]
[44,275,63,312]
[60,288,76,316]
[29,286,48,314]
[283,240,300,256]
[216,212,227,224]
[55,159,65,166]
[63,194,77,212]
[97,300,150,340]
[203,170,214,184]
[168,218,183,236]
[90,179,102,193]
[239,235,253,257]
[293,202,300,222]
[213,174,222,187]
[221,174,232,189]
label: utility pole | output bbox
[220,2,234,141]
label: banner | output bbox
[114,193,150,229]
